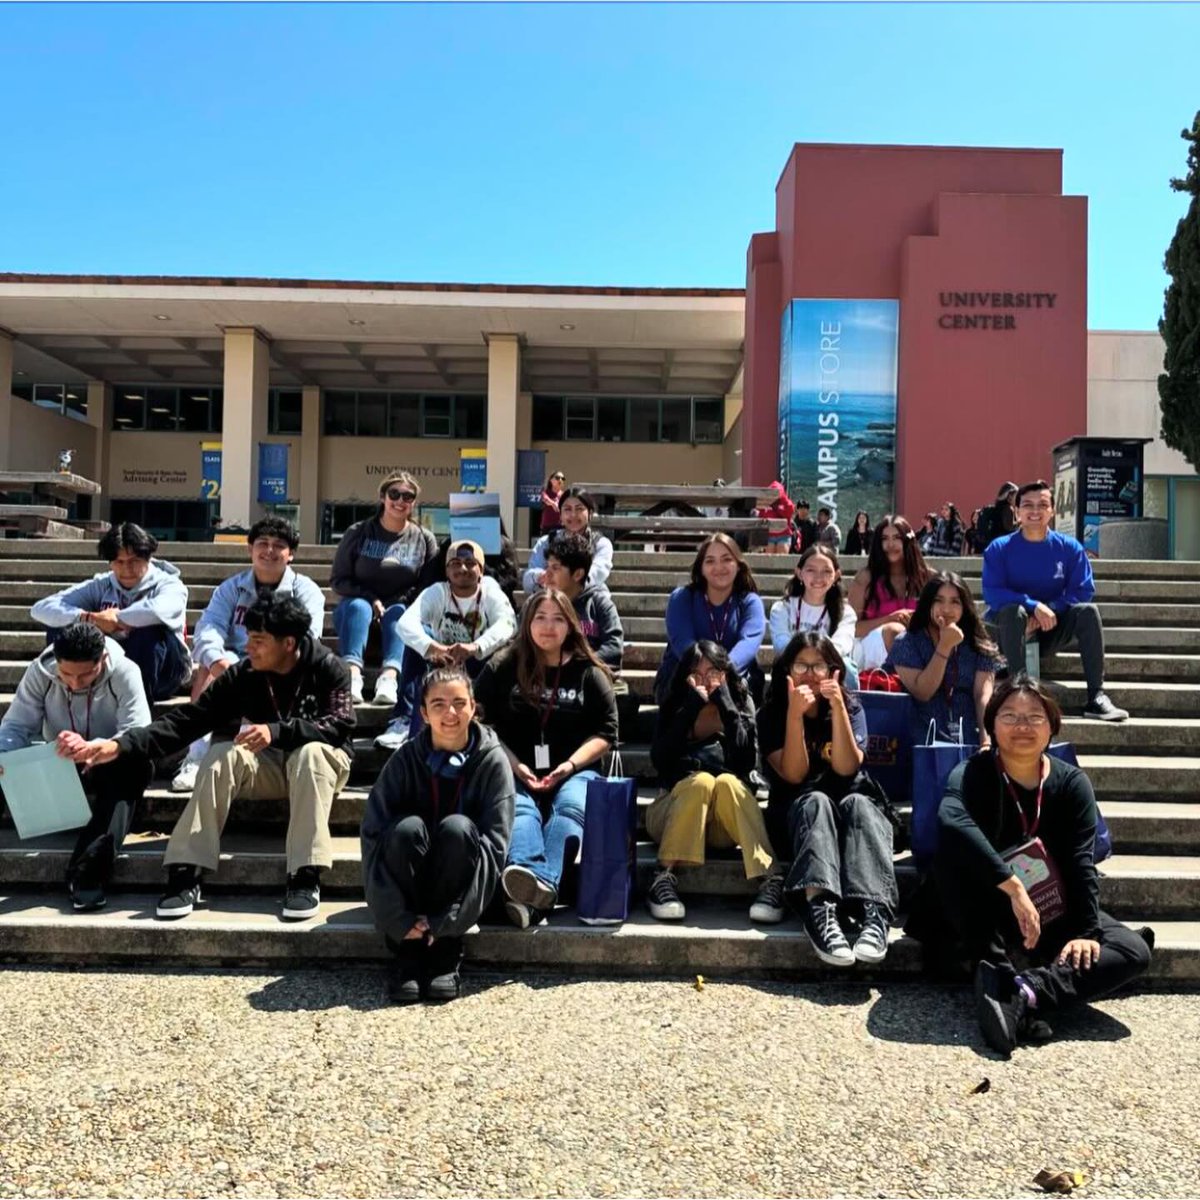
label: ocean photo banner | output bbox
[778,299,899,525]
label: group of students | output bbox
[0,474,1150,1048]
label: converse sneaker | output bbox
[749,873,785,924]
[1082,691,1129,722]
[803,898,855,966]
[373,672,399,707]
[157,864,202,919]
[423,937,464,1003]
[501,864,557,910]
[282,866,321,920]
[647,868,685,921]
[349,670,365,704]
[853,901,891,964]
[170,759,200,793]
[374,718,410,752]
[505,900,534,929]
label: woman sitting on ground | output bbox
[758,633,899,968]
[656,533,766,704]
[473,589,618,928]
[934,675,1153,1057]
[360,666,515,1005]
[846,515,930,671]
[890,572,999,747]
[768,544,858,687]
[646,640,783,926]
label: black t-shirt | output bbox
[473,649,619,775]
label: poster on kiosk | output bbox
[1052,437,1150,557]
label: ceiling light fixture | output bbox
[153,314,171,321]
[348,318,367,326]
[125,394,144,401]
[151,406,171,414]
[559,323,575,331]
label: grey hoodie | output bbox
[0,638,151,753]
[31,559,188,640]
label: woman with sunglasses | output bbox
[332,472,439,708]
[934,675,1152,1057]
[539,471,568,538]
[757,632,899,967]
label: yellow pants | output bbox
[644,771,775,878]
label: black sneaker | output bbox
[853,901,891,964]
[974,959,1026,1057]
[1082,691,1129,722]
[69,876,107,913]
[423,937,464,1003]
[749,873,785,924]
[804,898,855,966]
[385,941,424,1005]
[647,868,685,921]
[282,866,321,920]
[156,864,202,919]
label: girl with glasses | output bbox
[331,471,439,710]
[933,675,1152,1057]
[757,632,899,967]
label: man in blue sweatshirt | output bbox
[982,480,1127,721]
[32,523,191,703]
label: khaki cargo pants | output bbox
[164,741,352,875]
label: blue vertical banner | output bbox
[200,442,222,500]
[778,299,899,525]
[257,442,289,503]
[517,449,547,508]
[460,448,487,492]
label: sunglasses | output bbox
[551,474,565,481]
[386,489,417,503]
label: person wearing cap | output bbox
[376,539,517,750]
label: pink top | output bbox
[865,577,918,619]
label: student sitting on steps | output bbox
[522,488,615,594]
[361,666,515,1004]
[0,623,152,912]
[645,640,783,926]
[84,595,355,923]
[32,522,191,702]
[768,544,858,687]
[846,515,930,671]
[170,517,325,792]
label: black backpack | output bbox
[975,503,1002,549]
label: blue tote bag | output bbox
[859,691,915,809]
[911,722,975,868]
[1047,742,1113,863]
[577,751,639,926]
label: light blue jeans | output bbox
[506,770,602,889]
[333,597,406,672]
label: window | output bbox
[10,382,88,421]
[321,389,482,437]
[532,395,562,440]
[627,397,658,442]
[455,393,486,439]
[324,390,357,436]
[33,384,65,413]
[113,388,145,429]
[111,384,222,432]
[357,391,388,438]
[693,397,724,443]
[565,397,595,441]
[389,393,420,437]
[110,498,217,542]
[180,388,217,433]
[597,396,625,442]
[268,389,302,435]
[422,395,452,437]
[660,397,690,443]
[530,395,725,444]
[146,386,178,431]
[64,387,87,421]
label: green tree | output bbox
[1159,111,1200,471]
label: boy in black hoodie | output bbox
[86,595,356,922]
[540,533,624,672]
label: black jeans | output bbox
[933,852,1151,1012]
[994,602,1106,697]
[70,755,154,884]
[377,813,482,935]
[785,789,898,913]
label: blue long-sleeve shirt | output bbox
[660,586,766,683]
[982,530,1095,616]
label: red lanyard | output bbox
[705,597,732,643]
[538,665,563,736]
[431,775,465,822]
[999,760,1046,840]
[67,689,94,740]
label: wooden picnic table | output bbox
[575,482,774,519]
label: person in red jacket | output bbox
[758,480,796,556]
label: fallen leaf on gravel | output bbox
[969,1078,991,1095]
[1034,1168,1088,1193]
[694,975,705,991]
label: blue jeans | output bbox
[507,770,601,889]
[333,597,406,672]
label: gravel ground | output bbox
[0,967,1196,1199]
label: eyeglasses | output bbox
[996,712,1049,728]
[790,662,831,678]
[386,489,417,503]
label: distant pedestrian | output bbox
[539,471,567,537]
[758,481,796,555]
[974,482,1018,552]
[816,507,842,550]
[843,511,873,556]
[793,500,818,554]
[918,514,938,554]
[964,508,984,555]
[929,502,966,557]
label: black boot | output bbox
[423,936,464,1003]
[385,938,425,1005]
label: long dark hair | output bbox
[513,587,610,703]
[865,514,929,607]
[664,640,749,711]
[945,502,965,532]
[907,573,998,659]
[688,532,759,596]
[764,632,859,720]
[783,544,844,631]
[853,510,871,532]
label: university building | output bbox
[0,143,1192,556]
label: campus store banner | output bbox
[778,299,899,525]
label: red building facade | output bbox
[743,143,1088,521]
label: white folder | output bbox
[0,743,92,840]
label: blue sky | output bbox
[1,2,1196,329]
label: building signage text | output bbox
[937,291,1057,330]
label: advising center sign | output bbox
[778,299,899,524]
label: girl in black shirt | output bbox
[935,675,1152,1056]
[474,589,618,927]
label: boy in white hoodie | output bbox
[0,623,152,911]
[375,540,517,750]
[32,523,191,702]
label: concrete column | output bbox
[85,380,112,519]
[0,331,13,471]
[515,390,533,546]
[220,327,271,528]
[299,384,322,544]
[486,333,521,531]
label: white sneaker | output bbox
[170,760,199,792]
[373,673,399,707]
[374,718,410,751]
[349,671,364,704]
